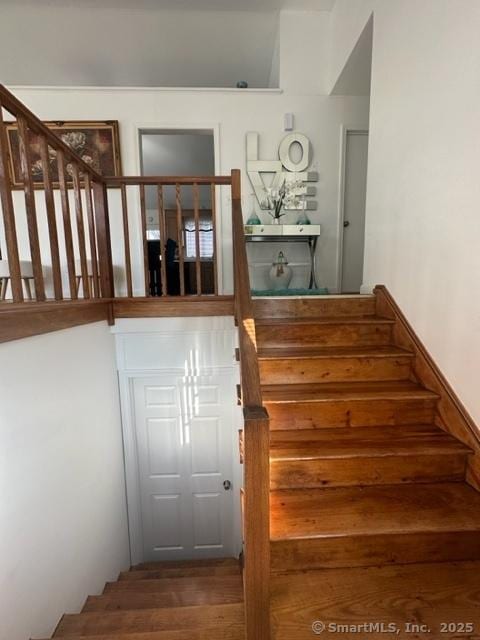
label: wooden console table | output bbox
[244,224,321,289]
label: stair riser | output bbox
[270,454,467,489]
[253,297,376,319]
[266,399,437,430]
[119,566,240,580]
[260,355,413,385]
[256,323,393,349]
[104,576,242,594]
[271,531,480,571]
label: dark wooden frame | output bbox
[5,120,122,188]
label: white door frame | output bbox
[335,126,369,294]
[118,366,242,566]
[133,122,224,294]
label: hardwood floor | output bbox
[256,295,480,639]
[41,559,244,640]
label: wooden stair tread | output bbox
[84,584,243,611]
[131,558,239,571]
[105,575,242,594]
[45,628,244,640]
[54,603,244,637]
[269,425,472,459]
[271,561,480,639]
[255,315,394,326]
[262,380,439,403]
[258,345,413,359]
[270,482,480,540]
[119,566,239,580]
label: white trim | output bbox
[7,84,283,94]
[134,122,225,293]
[118,366,242,565]
[335,126,369,294]
[360,282,375,294]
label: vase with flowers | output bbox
[262,180,308,224]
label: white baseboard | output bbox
[360,282,376,294]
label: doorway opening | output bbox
[139,129,216,296]
[339,129,369,293]
[332,14,373,294]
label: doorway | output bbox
[131,373,236,562]
[139,129,216,296]
[339,130,369,293]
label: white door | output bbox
[132,372,236,561]
[341,131,369,293]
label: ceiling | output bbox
[0,0,336,11]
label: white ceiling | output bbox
[0,0,336,11]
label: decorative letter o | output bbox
[279,133,310,172]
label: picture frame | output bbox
[5,120,122,188]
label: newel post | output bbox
[93,181,114,299]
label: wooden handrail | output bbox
[0,85,103,181]
[231,168,271,640]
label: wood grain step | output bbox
[54,603,244,637]
[263,381,439,430]
[269,425,471,489]
[119,566,240,581]
[105,575,242,595]
[256,316,394,348]
[253,295,376,319]
[84,583,243,611]
[271,561,480,640]
[131,558,239,571]
[270,483,480,571]
[46,628,244,640]
[258,346,414,384]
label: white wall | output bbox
[329,0,480,425]
[0,322,130,640]
[4,86,369,294]
[0,3,279,88]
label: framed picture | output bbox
[5,120,122,188]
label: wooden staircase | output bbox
[41,559,244,640]
[253,294,480,638]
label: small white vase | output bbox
[269,251,293,290]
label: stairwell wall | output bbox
[330,0,480,426]
[0,322,130,640]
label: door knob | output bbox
[343,220,350,228]
[223,480,232,491]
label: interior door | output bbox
[132,373,236,561]
[341,131,369,293]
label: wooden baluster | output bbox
[120,183,133,298]
[139,183,149,297]
[211,182,218,295]
[39,136,62,300]
[193,182,202,296]
[157,185,168,296]
[176,183,185,296]
[0,107,23,302]
[92,181,114,298]
[57,150,77,299]
[84,173,100,298]
[71,164,90,299]
[17,116,45,301]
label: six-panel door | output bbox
[133,373,236,560]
